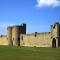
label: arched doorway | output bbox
[52,38,56,48]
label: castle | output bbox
[0,22,60,48]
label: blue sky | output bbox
[0,0,60,35]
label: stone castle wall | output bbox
[0,22,60,48]
[20,32,52,47]
[0,35,8,45]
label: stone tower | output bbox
[7,27,13,46]
[7,23,26,46]
[12,26,20,46]
[51,22,60,48]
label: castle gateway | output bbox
[0,22,60,48]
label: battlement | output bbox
[23,32,50,36]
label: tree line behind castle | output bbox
[0,22,60,48]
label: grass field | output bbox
[0,46,60,60]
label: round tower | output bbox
[7,26,13,46]
[12,26,20,46]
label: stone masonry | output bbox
[0,22,60,48]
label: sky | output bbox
[0,0,60,35]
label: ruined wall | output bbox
[0,22,60,48]
[20,32,52,47]
[7,23,26,46]
[0,35,8,45]
[12,24,26,46]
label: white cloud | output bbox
[36,0,60,7]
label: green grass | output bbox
[0,46,60,60]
